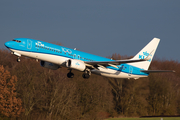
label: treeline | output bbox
[0,50,180,120]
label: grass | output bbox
[105,117,180,120]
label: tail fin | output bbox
[129,38,160,70]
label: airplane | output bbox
[4,38,174,79]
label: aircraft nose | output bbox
[4,41,12,48]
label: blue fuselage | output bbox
[4,38,149,78]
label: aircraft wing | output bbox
[85,57,150,69]
[85,58,147,65]
[85,50,153,69]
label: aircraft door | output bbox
[129,66,133,76]
[73,54,77,59]
[27,40,32,49]
[74,54,80,60]
[78,55,80,60]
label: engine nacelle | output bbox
[40,61,60,70]
[66,59,86,71]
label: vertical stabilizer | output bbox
[129,38,160,70]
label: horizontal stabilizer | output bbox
[141,70,175,73]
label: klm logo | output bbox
[76,62,80,66]
[139,51,152,62]
[36,41,44,47]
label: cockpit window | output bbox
[12,40,21,43]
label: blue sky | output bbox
[1,0,180,61]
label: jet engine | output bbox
[66,59,86,71]
[40,61,60,70]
